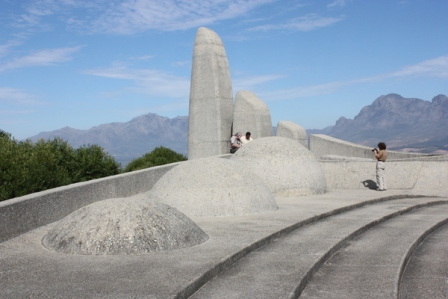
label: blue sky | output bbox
[1,0,447,140]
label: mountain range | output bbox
[28,93,448,166]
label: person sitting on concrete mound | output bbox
[230,132,243,153]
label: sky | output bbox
[1,0,447,140]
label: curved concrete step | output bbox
[299,205,448,299]
[399,222,448,299]
[188,198,448,298]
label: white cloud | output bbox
[389,55,448,79]
[83,65,190,98]
[248,55,448,102]
[0,87,45,105]
[233,74,284,91]
[0,46,82,72]
[0,40,22,57]
[327,0,352,9]
[60,0,275,34]
[248,13,345,32]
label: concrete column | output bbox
[276,120,307,147]
[188,27,233,159]
[233,90,272,139]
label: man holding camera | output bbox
[373,142,388,191]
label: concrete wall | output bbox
[0,163,180,243]
[319,159,448,192]
[309,134,431,160]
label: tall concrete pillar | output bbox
[233,90,272,139]
[188,27,233,159]
[276,120,308,147]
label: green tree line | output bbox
[0,130,186,202]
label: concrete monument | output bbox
[276,120,307,147]
[148,157,278,217]
[233,90,273,139]
[230,136,327,196]
[188,27,233,159]
[42,198,208,255]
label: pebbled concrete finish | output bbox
[188,27,233,159]
[1,191,446,298]
[148,157,278,217]
[230,136,327,196]
[276,120,307,147]
[310,134,431,160]
[0,162,180,243]
[399,223,448,299]
[42,198,208,255]
[299,205,448,299]
[232,90,273,139]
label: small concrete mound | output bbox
[148,157,278,217]
[42,198,208,255]
[230,136,327,196]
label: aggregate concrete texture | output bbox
[232,90,273,139]
[42,198,208,255]
[310,134,431,160]
[276,120,308,147]
[148,157,278,217]
[188,27,233,159]
[231,136,327,196]
[1,189,446,299]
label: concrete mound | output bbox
[148,157,278,217]
[42,198,208,255]
[230,136,327,196]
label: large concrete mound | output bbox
[188,27,233,159]
[149,157,278,217]
[42,198,208,255]
[230,136,327,196]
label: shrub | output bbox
[124,146,187,172]
[0,132,121,201]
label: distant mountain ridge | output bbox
[28,93,448,166]
[311,94,448,153]
[30,113,188,166]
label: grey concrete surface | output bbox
[230,136,327,196]
[42,198,208,255]
[232,90,273,139]
[190,198,448,299]
[1,189,446,298]
[299,205,448,299]
[148,157,278,217]
[310,134,433,160]
[319,159,448,192]
[0,162,179,243]
[399,223,448,299]
[188,27,233,159]
[276,120,308,147]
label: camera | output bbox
[372,148,378,152]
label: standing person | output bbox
[240,132,253,145]
[373,142,388,191]
[230,132,242,153]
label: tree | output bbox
[124,146,187,172]
[73,144,120,181]
[0,133,121,201]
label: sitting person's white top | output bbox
[240,132,253,145]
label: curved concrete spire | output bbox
[188,27,233,159]
[233,90,273,139]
